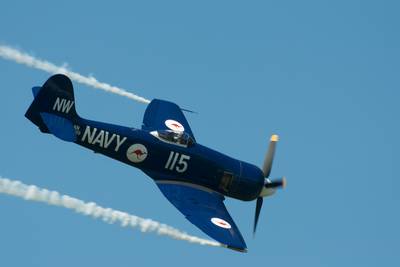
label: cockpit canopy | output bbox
[150,130,195,147]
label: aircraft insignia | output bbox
[211,217,232,229]
[165,119,184,132]
[126,144,148,163]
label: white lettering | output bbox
[92,130,105,146]
[115,136,127,152]
[165,152,190,173]
[53,97,63,111]
[103,132,116,149]
[80,126,126,152]
[165,151,174,169]
[52,97,74,114]
[170,152,179,170]
[81,126,97,143]
[176,154,191,173]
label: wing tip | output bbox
[225,245,248,253]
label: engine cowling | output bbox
[225,161,264,201]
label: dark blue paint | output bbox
[25,74,266,251]
[157,181,247,251]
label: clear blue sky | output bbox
[0,0,398,266]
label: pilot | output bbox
[173,132,182,143]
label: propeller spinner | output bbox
[253,134,286,235]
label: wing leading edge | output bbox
[156,181,247,252]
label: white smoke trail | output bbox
[0,45,151,104]
[0,177,221,248]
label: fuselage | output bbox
[73,118,264,201]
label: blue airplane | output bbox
[25,74,285,252]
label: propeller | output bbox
[253,134,286,235]
[253,197,263,236]
[262,134,279,178]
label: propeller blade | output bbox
[262,134,279,178]
[253,197,264,236]
[259,177,286,197]
[265,177,287,189]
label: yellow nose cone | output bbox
[270,134,279,142]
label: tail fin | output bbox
[25,74,79,142]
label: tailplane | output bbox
[25,74,79,142]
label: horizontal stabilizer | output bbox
[40,112,76,142]
[32,86,42,98]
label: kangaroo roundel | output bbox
[127,144,148,163]
[165,119,185,132]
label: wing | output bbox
[156,181,247,252]
[142,99,196,141]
